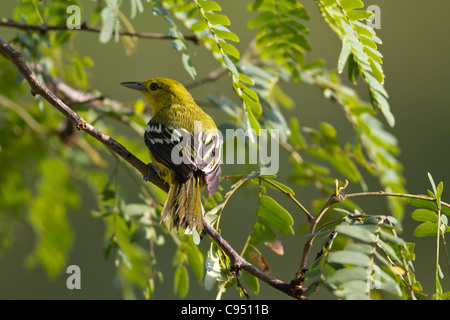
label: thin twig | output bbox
[0,19,199,44]
[184,67,227,90]
[261,177,314,222]
[344,191,450,209]
[295,192,344,279]
[235,269,250,300]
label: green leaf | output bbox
[223,54,239,76]
[99,7,116,43]
[250,220,277,245]
[104,234,115,260]
[333,280,370,299]
[412,199,450,216]
[241,270,260,294]
[174,265,189,298]
[130,0,142,18]
[414,222,438,237]
[191,20,208,32]
[212,25,239,42]
[369,59,384,82]
[371,90,394,127]
[204,244,221,291]
[257,195,294,234]
[220,42,240,59]
[436,181,444,206]
[377,239,400,262]
[130,227,149,243]
[289,117,306,148]
[238,73,255,85]
[242,88,261,115]
[328,151,360,181]
[338,40,351,74]
[198,0,221,12]
[412,209,438,223]
[204,12,230,25]
[116,245,132,269]
[366,46,383,64]
[345,243,373,255]
[172,39,186,52]
[261,178,295,195]
[122,203,154,216]
[347,9,373,21]
[328,250,371,267]
[353,21,375,37]
[245,105,261,136]
[413,221,450,237]
[320,122,338,143]
[338,0,364,11]
[335,224,377,243]
[187,244,204,280]
[325,267,368,284]
[248,11,276,29]
[182,52,197,80]
[27,158,77,277]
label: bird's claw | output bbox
[143,162,160,181]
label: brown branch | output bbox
[184,67,227,90]
[0,35,302,300]
[0,19,199,44]
[202,220,302,299]
[235,269,250,300]
[295,192,344,280]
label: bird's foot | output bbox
[143,162,160,181]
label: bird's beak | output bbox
[120,81,146,92]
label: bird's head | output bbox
[121,77,195,114]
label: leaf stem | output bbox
[345,191,450,209]
[0,19,199,43]
[261,177,313,222]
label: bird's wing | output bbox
[196,129,221,195]
[145,123,196,182]
[145,122,221,194]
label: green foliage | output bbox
[27,157,78,277]
[304,213,418,299]
[1,0,448,301]
[248,0,311,82]
[257,195,294,235]
[162,0,263,135]
[315,0,393,126]
[409,174,450,299]
[148,0,198,79]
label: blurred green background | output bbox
[1,0,450,299]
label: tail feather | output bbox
[160,174,203,231]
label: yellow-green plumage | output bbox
[121,78,221,231]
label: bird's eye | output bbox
[149,83,159,91]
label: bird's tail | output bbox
[160,173,203,232]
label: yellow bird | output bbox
[121,78,221,232]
